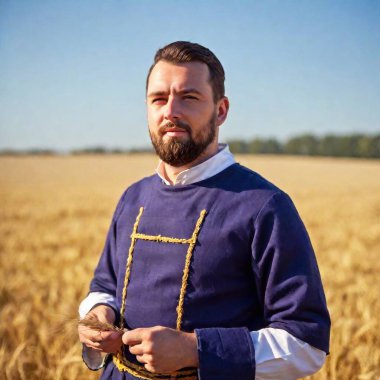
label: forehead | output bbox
[147,61,212,95]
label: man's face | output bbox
[146,60,224,167]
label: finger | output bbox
[144,363,164,374]
[79,327,104,342]
[128,343,145,356]
[84,343,103,351]
[90,330,103,343]
[79,331,101,345]
[81,338,103,350]
[122,329,143,345]
[145,364,171,375]
[101,330,122,341]
[136,354,152,365]
[136,355,146,364]
[80,330,105,347]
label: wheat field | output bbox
[0,154,379,380]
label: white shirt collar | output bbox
[156,144,236,186]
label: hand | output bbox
[78,304,122,354]
[122,326,198,374]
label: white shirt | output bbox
[80,144,326,379]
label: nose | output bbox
[163,97,181,121]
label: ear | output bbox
[215,97,230,127]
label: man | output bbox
[78,41,330,380]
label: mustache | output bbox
[159,121,191,135]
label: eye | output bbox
[183,95,198,100]
[151,97,167,104]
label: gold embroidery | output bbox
[113,207,207,379]
[176,209,206,331]
[113,354,197,379]
[119,206,144,329]
[132,233,191,244]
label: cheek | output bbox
[147,109,160,127]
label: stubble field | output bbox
[0,154,379,380]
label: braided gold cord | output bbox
[113,354,197,379]
[119,206,144,329]
[176,210,207,330]
[115,208,207,377]
[132,233,191,244]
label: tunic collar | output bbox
[156,144,236,186]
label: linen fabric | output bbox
[89,162,330,380]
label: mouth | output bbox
[163,128,189,137]
[159,122,191,138]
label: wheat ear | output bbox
[78,317,127,333]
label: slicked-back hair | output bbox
[146,41,225,103]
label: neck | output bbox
[161,141,219,185]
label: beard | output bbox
[149,113,217,167]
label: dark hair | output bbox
[146,41,225,102]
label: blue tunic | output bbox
[90,163,330,380]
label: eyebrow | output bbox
[147,88,203,98]
[180,88,203,96]
[147,91,167,98]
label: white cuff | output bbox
[251,328,326,380]
[78,292,117,319]
[82,345,109,370]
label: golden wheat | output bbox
[0,154,379,380]
[78,317,125,333]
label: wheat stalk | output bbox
[78,318,127,333]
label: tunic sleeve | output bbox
[195,327,256,380]
[89,190,128,296]
[195,191,330,380]
[251,191,330,353]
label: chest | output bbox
[113,197,258,330]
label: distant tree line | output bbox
[70,146,154,154]
[0,146,153,155]
[1,133,379,158]
[0,148,56,156]
[227,133,380,159]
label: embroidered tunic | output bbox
[89,163,330,380]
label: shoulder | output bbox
[198,163,295,221]
[208,163,283,200]
[122,173,159,200]
[228,163,280,191]
[112,174,159,219]
[127,173,159,192]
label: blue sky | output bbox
[0,0,379,151]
